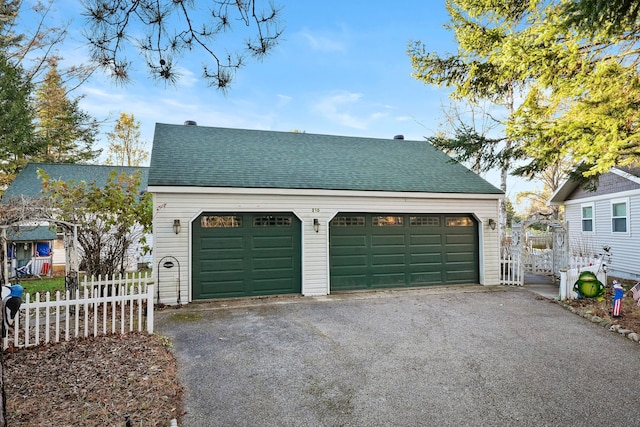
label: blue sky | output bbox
[20,0,539,206]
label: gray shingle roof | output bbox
[149,123,502,195]
[618,166,640,178]
[1,163,149,202]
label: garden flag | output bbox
[612,281,624,317]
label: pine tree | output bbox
[410,0,640,206]
[408,0,533,232]
[83,0,282,88]
[34,64,100,164]
[0,52,38,188]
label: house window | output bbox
[611,199,628,233]
[581,204,594,232]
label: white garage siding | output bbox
[151,186,501,304]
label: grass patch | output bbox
[14,277,65,296]
[12,269,153,296]
[170,313,201,322]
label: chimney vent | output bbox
[393,134,404,140]
[184,120,197,126]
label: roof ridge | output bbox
[154,122,420,143]
[24,162,148,169]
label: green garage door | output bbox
[330,213,478,291]
[192,213,301,299]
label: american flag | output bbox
[630,282,640,307]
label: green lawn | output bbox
[11,270,153,297]
[12,276,65,296]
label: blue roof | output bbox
[7,226,56,241]
[149,123,502,195]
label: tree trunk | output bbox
[501,83,515,235]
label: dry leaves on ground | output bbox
[2,332,184,427]
[563,281,640,334]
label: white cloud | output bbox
[172,66,199,89]
[276,94,293,107]
[298,29,347,53]
[312,91,389,130]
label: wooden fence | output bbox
[3,273,154,350]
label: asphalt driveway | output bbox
[155,286,640,426]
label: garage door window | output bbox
[446,217,474,227]
[331,216,365,227]
[253,215,292,227]
[201,215,243,228]
[373,216,404,226]
[410,216,440,226]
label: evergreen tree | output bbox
[505,198,519,229]
[0,0,22,51]
[408,0,533,232]
[561,0,640,37]
[0,52,38,188]
[34,63,101,164]
[410,0,640,200]
[83,0,283,89]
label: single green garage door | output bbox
[330,213,478,291]
[192,213,301,299]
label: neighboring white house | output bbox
[1,163,150,275]
[549,167,640,281]
[149,122,504,305]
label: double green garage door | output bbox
[192,212,479,299]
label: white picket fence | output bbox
[3,272,154,350]
[500,249,604,288]
[500,248,524,286]
[567,254,600,271]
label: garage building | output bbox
[148,123,503,303]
